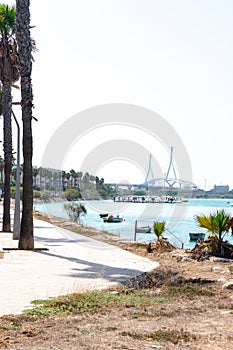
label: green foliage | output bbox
[24,289,169,316]
[196,209,233,240]
[10,186,23,199]
[153,221,166,240]
[132,190,146,196]
[62,188,81,201]
[0,4,15,34]
[40,190,52,202]
[97,189,109,198]
[64,202,87,224]
[33,190,41,199]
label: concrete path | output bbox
[0,216,158,316]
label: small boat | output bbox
[103,215,124,223]
[189,232,205,241]
[99,213,109,218]
[136,225,152,234]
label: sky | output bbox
[3,0,233,190]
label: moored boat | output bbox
[189,232,205,241]
[103,215,124,223]
[99,213,108,218]
[136,225,152,234]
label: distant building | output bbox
[210,185,229,194]
[192,188,205,197]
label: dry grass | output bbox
[0,210,233,349]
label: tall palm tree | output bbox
[0,4,19,232]
[32,166,39,188]
[16,0,34,249]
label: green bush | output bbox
[64,202,87,223]
[41,190,52,202]
[62,189,81,201]
[33,190,41,199]
[10,186,23,199]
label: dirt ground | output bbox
[1,212,233,349]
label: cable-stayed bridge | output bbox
[105,147,196,191]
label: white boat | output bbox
[136,225,152,234]
[114,195,186,204]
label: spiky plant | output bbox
[153,221,166,241]
[196,209,233,241]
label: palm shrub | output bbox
[153,221,166,241]
[64,202,87,224]
[195,209,233,258]
[196,209,233,241]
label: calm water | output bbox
[34,198,233,249]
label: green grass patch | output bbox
[120,331,144,340]
[24,289,170,316]
[22,283,214,317]
[166,285,214,297]
[147,329,195,344]
[0,325,18,331]
[120,329,195,344]
[0,314,37,332]
[132,310,174,319]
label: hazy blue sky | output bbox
[5,0,233,189]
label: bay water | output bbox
[34,198,233,249]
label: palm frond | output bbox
[196,209,232,240]
[153,221,166,240]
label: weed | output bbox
[166,285,214,297]
[24,289,170,316]
[148,329,195,344]
[120,329,195,344]
[120,331,144,340]
[0,325,18,331]
[132,310,174,319]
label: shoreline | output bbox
[33,210,139,249]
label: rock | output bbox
[213,258,233,263]
[217,278,227,283]
[213,266,221,271]
[181,257,193,262]
[222,282,233,290]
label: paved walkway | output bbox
[0,215,159,316]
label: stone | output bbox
[222,282,233,290]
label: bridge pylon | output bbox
[165,146,178,187]
[145,153,155,183]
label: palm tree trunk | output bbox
[16,0,34,249]
[2,81,12,232]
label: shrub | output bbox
[33,190,41,199]
[40,190,52,202]
[64,202,87,224]
[62,189,81,201]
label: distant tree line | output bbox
[0,166,117,201]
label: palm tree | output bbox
[0,155,4,182]
[32,166,39,188]
[0,4,19,232]
[153,221,166,241]
[76,171,83,191]
[196,210,233,241]
[196,209,233,257]
[16,0,34,249]
[70,169,76,188]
